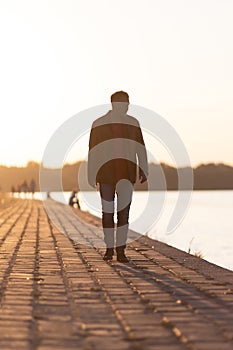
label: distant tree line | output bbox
[0,160,233,192]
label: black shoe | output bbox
[103,248,114,261]
[116,247,129,263]
[117,253,129,263]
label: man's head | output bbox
[111,91,129,115]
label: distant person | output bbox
[88,91,148,262]
[21,180,28,197]
[69,190,80,209]
[11,186,16,196]
[29,179,36,197]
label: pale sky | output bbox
[0,0,232,167]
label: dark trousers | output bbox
[99,181,133,249]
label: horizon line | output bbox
[1,160,233,169]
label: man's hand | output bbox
[139,173,147,183]
[90,183,100,191]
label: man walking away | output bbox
[88,91,148,262]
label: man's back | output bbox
[88,110,148,186]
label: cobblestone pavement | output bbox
[0,198,233,350]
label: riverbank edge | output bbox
[69,204,233,283]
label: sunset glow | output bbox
[0,0,232,166]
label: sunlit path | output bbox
[0,198,233,350]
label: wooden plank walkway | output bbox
[0,197,233,350]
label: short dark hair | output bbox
[111,91,129,103]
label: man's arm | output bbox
[136,125,148,183]
[88,123,98,188]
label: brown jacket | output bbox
[88,111,148,186]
